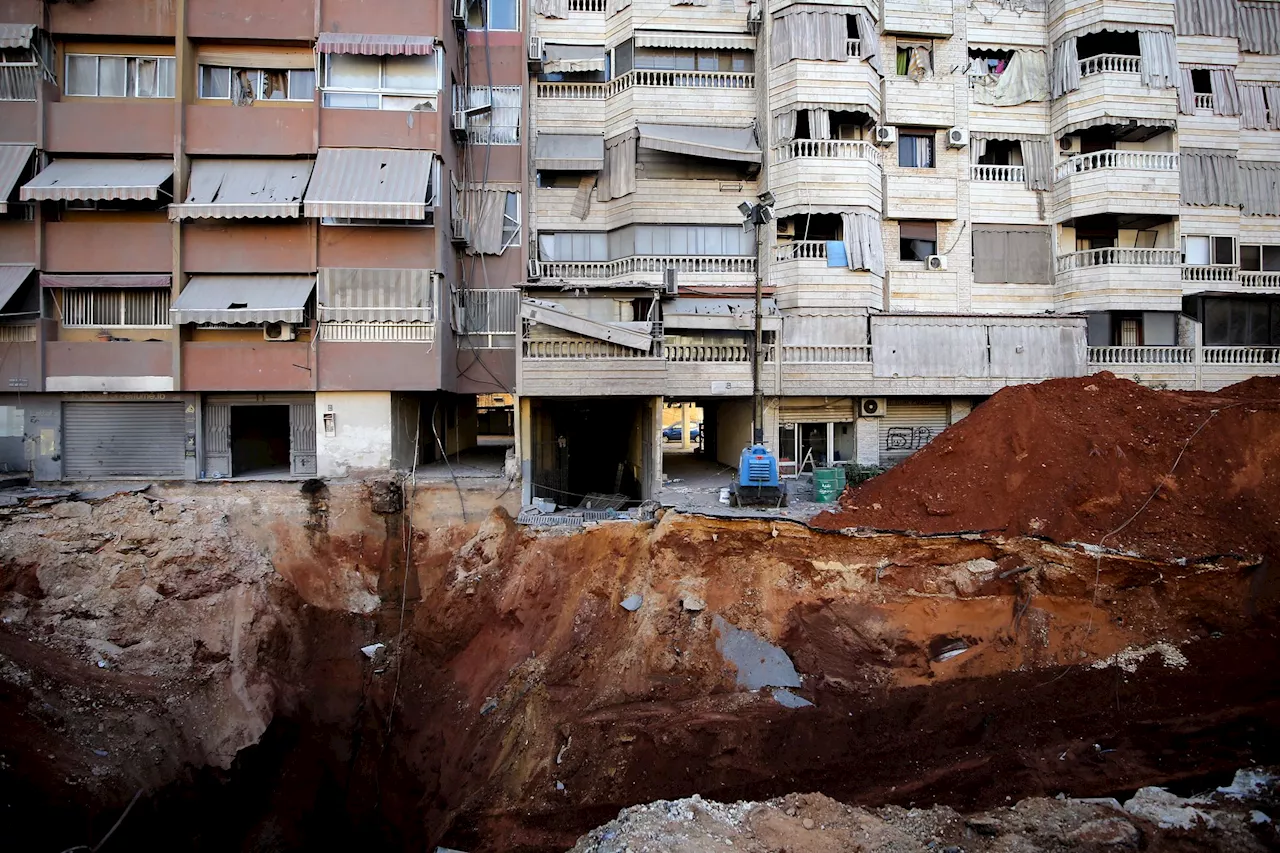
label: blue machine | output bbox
[730,442,789,507]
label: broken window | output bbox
[64,54,174,99]
[323,53,440,111]
[199,65,315,103]
[462,85,522,145]
[501,192,521,250]
[899,221,938,261]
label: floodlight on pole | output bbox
[740,196,775,445]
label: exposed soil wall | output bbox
[2,478,1278,851]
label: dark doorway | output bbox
[531,398,651,506]
[230,405,291,476]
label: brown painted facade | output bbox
[0,0,524,398]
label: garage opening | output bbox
[230,405,291,477]
[530,397,656,508]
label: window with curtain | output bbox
[465,85,522,144]
[972,227,1051,284]
[65,54,175,98]
[539,232,609,261]
[897,132,935,168]
[199,66,315,102]
[895,43,931,78]
[1182,235,1235,265]
[323,54,440,110]
[899,221,937,261]
[60,289,171,327]
[1241,245,1280,271]
[468,0,520,30]
[633,48,753,72]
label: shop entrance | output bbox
[230,405,291,477]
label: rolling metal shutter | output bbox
[879,399,949,466]
[63,402,186,479]
[778,397,857,424]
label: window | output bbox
[65,54,175,98]
[468,0,519,31]
[895,43,932,78]
[1241,244,1280,271]
[501,192,521,250]
[61,289,170,327]
[198,66,315,102]
[1182,235,1235,265]
[899,221,937,261]
[462,85,522,144]
[323,53,440,111]
[1190,69,1212,94]
[633,224,755,256]
[539,232,608,261]
[633,49,753,73]
[1,47,39,101]
[898,131,935,168]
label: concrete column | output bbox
[315,391,394,478]
[855,417,879,466]
[519,396,533,504]
[680,402,691,449]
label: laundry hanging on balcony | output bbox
[1137,31,1178,89]
[1180,149,1240,208]
[840,212,884,278]
[971,49,1049,106]
[1238,1,1280,54]
[598,130,638,202]
[1239,161,1280,216]
[1174,0,1238,37]
[532,0,569,18]
[770,6,848,65]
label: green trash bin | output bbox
[813,467,844,503]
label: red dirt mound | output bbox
[812,373,1280,560]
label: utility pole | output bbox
[741,192,775,446]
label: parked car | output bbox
[663,423,701,441]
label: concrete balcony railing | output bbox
[1241,271,1280,290]
[536,69,755,100]
[1085,344,1280,391]
[1205,347,1280,365]
[771,140,882,214]
[771,241,883,310]
[1182,265,1239,287]
[970,164,1026,183]
[1057,247,1180,272]
[1053,149,1178,182]
[782,344,872,363]
[523,337,664,359]
[1055,247,1183,311]
[775,240,830,262]
[1088,345,1194,365]
[1194,92,1214,111]
[772,139,880,164]
[1078,53,1142,78]
[533,255,756,287]
[1053,149,1180,220]
[1051,50,1176,137]
[665,343,774,363]
[568,0,606,10]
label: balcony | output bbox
[770,140,882,215]
[1177,91,1241,148]
[1242,271,1280,292]
[45,100,175,155]
[771,241,883,310]
[1085,344,1280,390]
[532,256,756,289]
[49,0,177,37]
[1053,149,1180,221]
[535,70,757,133]
[1055,247,1183,312]
[768,45,881,117]
[182,341,314,392]
[781,343,874,395]
[1048,0,1175,42]
[187,0,316,41]
[1051,54,1177,136]
[520,327,667,396]
[534,179,756,231]
[969,164,1043,224]
[532,0,608,41]
[44,341,174,393]
[665,341,778,397]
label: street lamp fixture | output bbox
[740,195,775,445]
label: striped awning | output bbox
[318,267,435,322]
[633,31,755,51]
[0,265,33,310]
[0,144,33,213]
[40,274,171,289]
[637,124,761,164]
[170,159,314,220]
[543,44,606,73]
[316,33,436,55]
[304,148,435,220]
[171,275,314,325]
[535,134,604,171]
[0,24,34,50]
[21,159,174,202]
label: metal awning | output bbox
[637,124,761,164]
[664,297,781,331]
[520,299,654,350]
[0,144,33,213]
[535,134,604,171]
[0,265,33,310]
[543,44,606,73]
[316,33,435,55]
[304,148,435,220]
[170,275,314,325]
[0,24,34,49]
[318,268,436,322]
[20,159,174,202]
[170,159,314,220]
[633,31,755,51]
[40,274,171,289]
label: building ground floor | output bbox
[1,390,515,483]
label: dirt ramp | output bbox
[813,374,1280,560]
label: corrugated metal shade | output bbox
[21,159,174,202]
[316,33,436,55]
[637,124,761,164]
[543,44,606,73]
[304,148,434,220]
[0,265,33,310]
[0,144,33,213]
[664,297,780,331]
[633,32,755,50]
[171,275,314,324]
[0,24,34,49]
[535,134,604,171]
[171,159,314,220]
[318,268,435,322]
[40,273,172,289]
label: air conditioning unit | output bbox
[776,220,795,237]
[1059,135,1081,154]
[452,109,467,133]
[873,125,897,146]
[926,254,948,271]
[451,0,467,23]
[528,36,544,68]
[859,397,886,418]
[527,258,542,280]
[946,127,968,148]
[264,322,296,342]
[450,215,469,245]
[664,268,679,296]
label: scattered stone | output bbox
[360,643,385,660]
[620,594,643,612]
[680,595,706,612]
[965,816,1002,836]
[51,502,92,519]
[712,615,802,690]
[1066,818,1139,849]
[802,818,815,830]
[1124,786,1215,830]
[772,688,813,709]
[479,697,499,716]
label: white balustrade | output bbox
[1194,93,1214,111]
[568,0,606,11]
[1181,265,1239,284]
[666,344,768,363]
[534,255,756,279]
[845,38,861,57]
[1241,271,1280,289]
[773,139,881,163]
[536,69,754,100]
[1087,346,1194,365]
[970,164,1026,182]
[782,345,872,363]
[523,338,663,359]
[1078,53,1142,77]
[1055,247,1181,272]
[1054,149,1179,181]
[1202,347,1280,364]
[774,241,828,261]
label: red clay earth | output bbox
[813,373,1280,561]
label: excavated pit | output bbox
[1,478,1278,852]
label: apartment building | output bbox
[519,0,1280,505]
[0,0,525,480]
